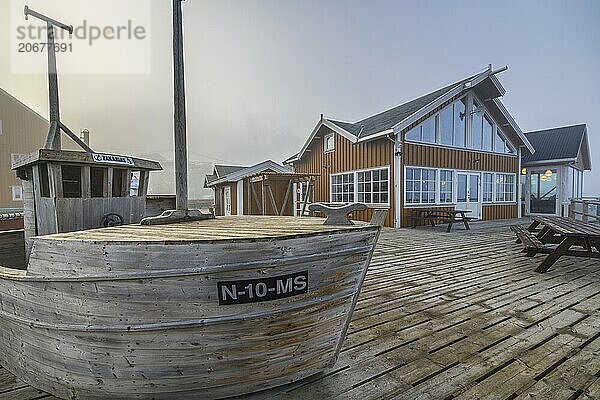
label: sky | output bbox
[0,0,598,195]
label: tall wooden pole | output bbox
[46,21,61,150]
[173,0,188,211]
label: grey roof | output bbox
[327,75,476,139]
[205,173,218,185]
[522,124,587,164]
[214,165,245,177]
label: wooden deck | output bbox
[2,220,600,400]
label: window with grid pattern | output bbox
[405,167,436,204]
[439,170,453,203]
[357,168,389,204]
[331,173,354,203]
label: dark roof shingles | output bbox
[327,75,475,139]
[522,124,586,164]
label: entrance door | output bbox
[529,169,558,214]
[457,172,481,219]
[223,186,232,216]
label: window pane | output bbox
[494,130,504,153]
[458,175,467,202]
[422,117,436,143]
[472,103,483,149]
[406,126,420,141]
[483,115,493,151]
[440,106,453,145]
[454,99,466,147]
[469,175,479,202]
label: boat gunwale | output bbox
[1,242,375,282]
[34,223,380,245]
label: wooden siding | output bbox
[403,142,518,172]
[482,204,518,220]
[293,126,394,227]
[213,183,237,216]
[243,178,295,216]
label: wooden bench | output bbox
[510,225,551,256]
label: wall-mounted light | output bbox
[521,168,527,175]
[544,169,553,177]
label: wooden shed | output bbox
[204,160,318,217]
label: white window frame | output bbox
[330,166,390,206]
[223,186,231,216]
[404,166,438,206]
[404,166,517,208]
[324,133,335,153]
[482,172,494,203]
[494,173,517,203]
[11,185,23,201]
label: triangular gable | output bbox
[205,160,291,187]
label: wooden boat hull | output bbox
[0,217,380,399]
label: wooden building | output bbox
[521,124,592,216]
[205,160,317,216]
[284,66,538,227]
[0,88,51,211]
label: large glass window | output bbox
[439,107,453,145]
[439,170,453,203]
[422,116,436,143]
[472,100,483,150]
[496,173,515,202]
[331,173,354,203]
[483,173,493,202]
[453,99,467,147]
[483,115,494,151]
[406,167,436,204]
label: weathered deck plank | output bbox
[1,221,598,399]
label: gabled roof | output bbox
[289,65,534,164]
[522,124,591,170]
[204,160,291,188]
[214,165,245,177]
[328,77,477,140]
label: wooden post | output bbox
[46,21,61,150]
[173,0,188,211]
[106,168,113,198]
[81,166,91,199]
[261,179,266,215]
[582,201,589,223]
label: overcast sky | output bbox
[1,0,598,195]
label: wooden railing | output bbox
[569,198,600,223]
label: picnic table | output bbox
[411,208,475,233]
[511,216,600,273]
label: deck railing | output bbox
[569,198,600,223]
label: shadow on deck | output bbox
[1,219,599,399]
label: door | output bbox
[456,172,481,219]
[529,169,558,215]
[224,186,232,216]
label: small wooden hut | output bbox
[12,149,161,258]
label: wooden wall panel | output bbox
[482,204,518,220]
[293,126,395,227]
[403,143,518,172]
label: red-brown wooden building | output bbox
[284,66,537,228]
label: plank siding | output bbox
[293,126,395,227]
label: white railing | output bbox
[569,198,600,223]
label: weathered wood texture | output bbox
[0,230,25,269]
[0,216,380,399]
[293,127,395,227]
[243,178,294,216]
[2,220,599,399]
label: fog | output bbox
[1,0,598,197]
